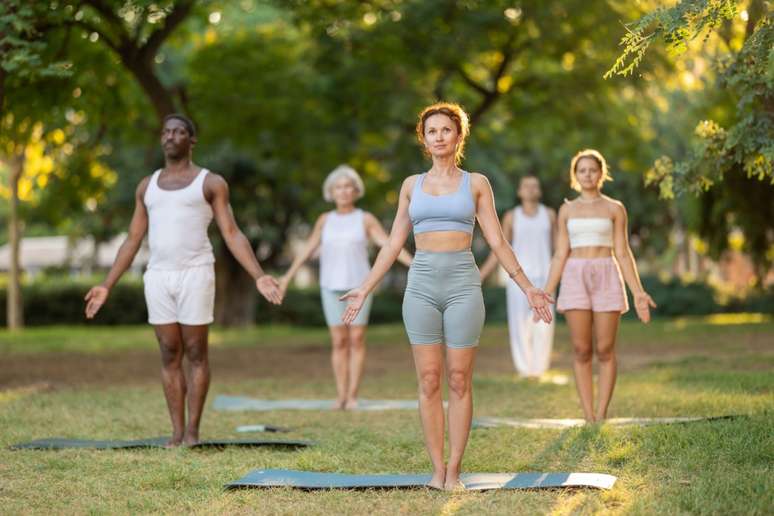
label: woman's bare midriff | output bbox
[569,246,614,259]
[415,231,472,252]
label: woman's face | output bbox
[575,156,603,191]
[331,176,358,207]
[423,113,460,161]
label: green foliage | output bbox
[610,1,774,273]
[0,1,71,80]
[606,0,737,78]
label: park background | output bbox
[0,1,772,514]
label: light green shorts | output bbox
[321,288,373,327]
[401,250,485,348]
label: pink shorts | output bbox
[557,257,629,314]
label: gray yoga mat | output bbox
[226,469,617,490]
[10,437,312,450]
[214,395,426,412]
[473,415,740,429]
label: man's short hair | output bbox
[163,114,196,137]
[520,174,540,185]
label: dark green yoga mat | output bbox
[10,437,312,450]
[226,469,617,490]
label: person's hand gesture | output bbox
[256,275,283,305]
[84,285,109,319]
[633,291,657,323]
[526,286,555,324]
[339,287,367,325]
[278,275,291,299]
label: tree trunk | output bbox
[122,57,177,121]
[214,245,257,326]
[7,151,24,330]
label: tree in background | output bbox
[0,1,72,329]
[608,0,773,279]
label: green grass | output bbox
[0,320,772,514]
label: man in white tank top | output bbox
[480,175,556,377]
[84,115,282,446]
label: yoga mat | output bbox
[226,469,617,490]
[10,437,312,450]
[214,395,430,412]
[473,415,740,429]
[236,424,291,433]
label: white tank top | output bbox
[567,217,613,248]
[144,168,215,270]
[512,204,552,279]
[319,209,370,290]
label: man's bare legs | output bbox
[153,323,210,446]
[154,324,186,446]
[180,324,210,445]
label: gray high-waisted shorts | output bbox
[402,250,486,348]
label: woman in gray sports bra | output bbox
[342,102,554,490]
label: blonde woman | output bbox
[279,165,412,410]
[544,149,656,422]
[341,103,553,490]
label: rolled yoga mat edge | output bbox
[10,437,313,450]
[225,469,617,490]
[472,415,745,429]
[214,395,424,412]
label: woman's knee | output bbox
[447,368,470,398]
[349,327,367,349]
[596,344,616,363]
[418,369,442,398]
[329,329,349,350]
[573,345,593,363]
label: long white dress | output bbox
[505,205,555,376]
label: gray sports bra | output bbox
[409,171,475,234]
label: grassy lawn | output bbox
[0,319,772,514]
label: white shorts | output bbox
[143,264,215,326]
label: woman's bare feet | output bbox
[427,469,445,490]
[344,398,359,410]
[444,465,465,491]
[335,398,347,410]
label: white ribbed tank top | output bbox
[512,204,552,279]
[567,217,613,248]
[144,168,215,270]
[319,209,370,290]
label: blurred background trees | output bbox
[1,0,770,327]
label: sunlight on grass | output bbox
[0,320,771,514]
[0,382,50,406]
[703,312,771,325]
[667,312,771,331]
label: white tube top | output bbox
[567,218,613,248]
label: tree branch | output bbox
[140,0,196,62]
[466,33,522,125]
[80,0,130,37]
[456,66,491,97]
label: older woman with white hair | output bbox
[280,165,412,409]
